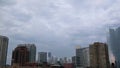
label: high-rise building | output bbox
[72,56,76,68]
[59,58,64,65]
[76,46,80,67]
[63,57,67,63]
[38,52,47,64]
[48,52,52,64]
[89,42,110,68]
[48,52,52,58]
[12,46,29,66]
[17,44,36,63]
[76,47,90,68]
[67,58,72,63]
[51,56,54,64]
[72,56,76,65]
[25,44,36,63]
[81,47,90,67]
[0,35,9,66]
[53,56,58,64]
[109,27,120,68]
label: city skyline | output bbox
[0,35,117,68]
[0,0,120,65]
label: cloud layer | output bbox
[0,0,120,64]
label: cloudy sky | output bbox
[0,0,120,64]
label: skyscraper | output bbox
[38,52,47,64]
[0,35,9,66]
[12,46,29,66]
[64,57,68,63]
[17,44,36,63]
[81,47,90,67]
[48,52,51,59]
[72,56,76,68]
[48,52,52,64]
[89,42,110,68]
[59,58,64,65]
[72,56,76,65]
[109,27,120,68]
[25,44,36,63]
[75,46,80,67]
[76,47,90,68]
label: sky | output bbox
[0,0,120,64]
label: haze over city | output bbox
[0,0,120,65]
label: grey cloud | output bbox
[0,0,16,6]
[0,0,120,64]
[11,11,32,22]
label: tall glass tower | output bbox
[26,44,36,63]
[109,27,120,68]
[0,35,9,66]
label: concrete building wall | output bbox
[12,46,29,66]
[89,42,110,68]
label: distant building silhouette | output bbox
[64,57,68,63]
[12,45,29,66]
[109,27,120,68]
[38,52,47,64]
[72,56,76,64]
[48,52,52,64]
[59,58,64,65]
[72,56,76,67]
[89,42,110,68]
[0,35,9,66]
